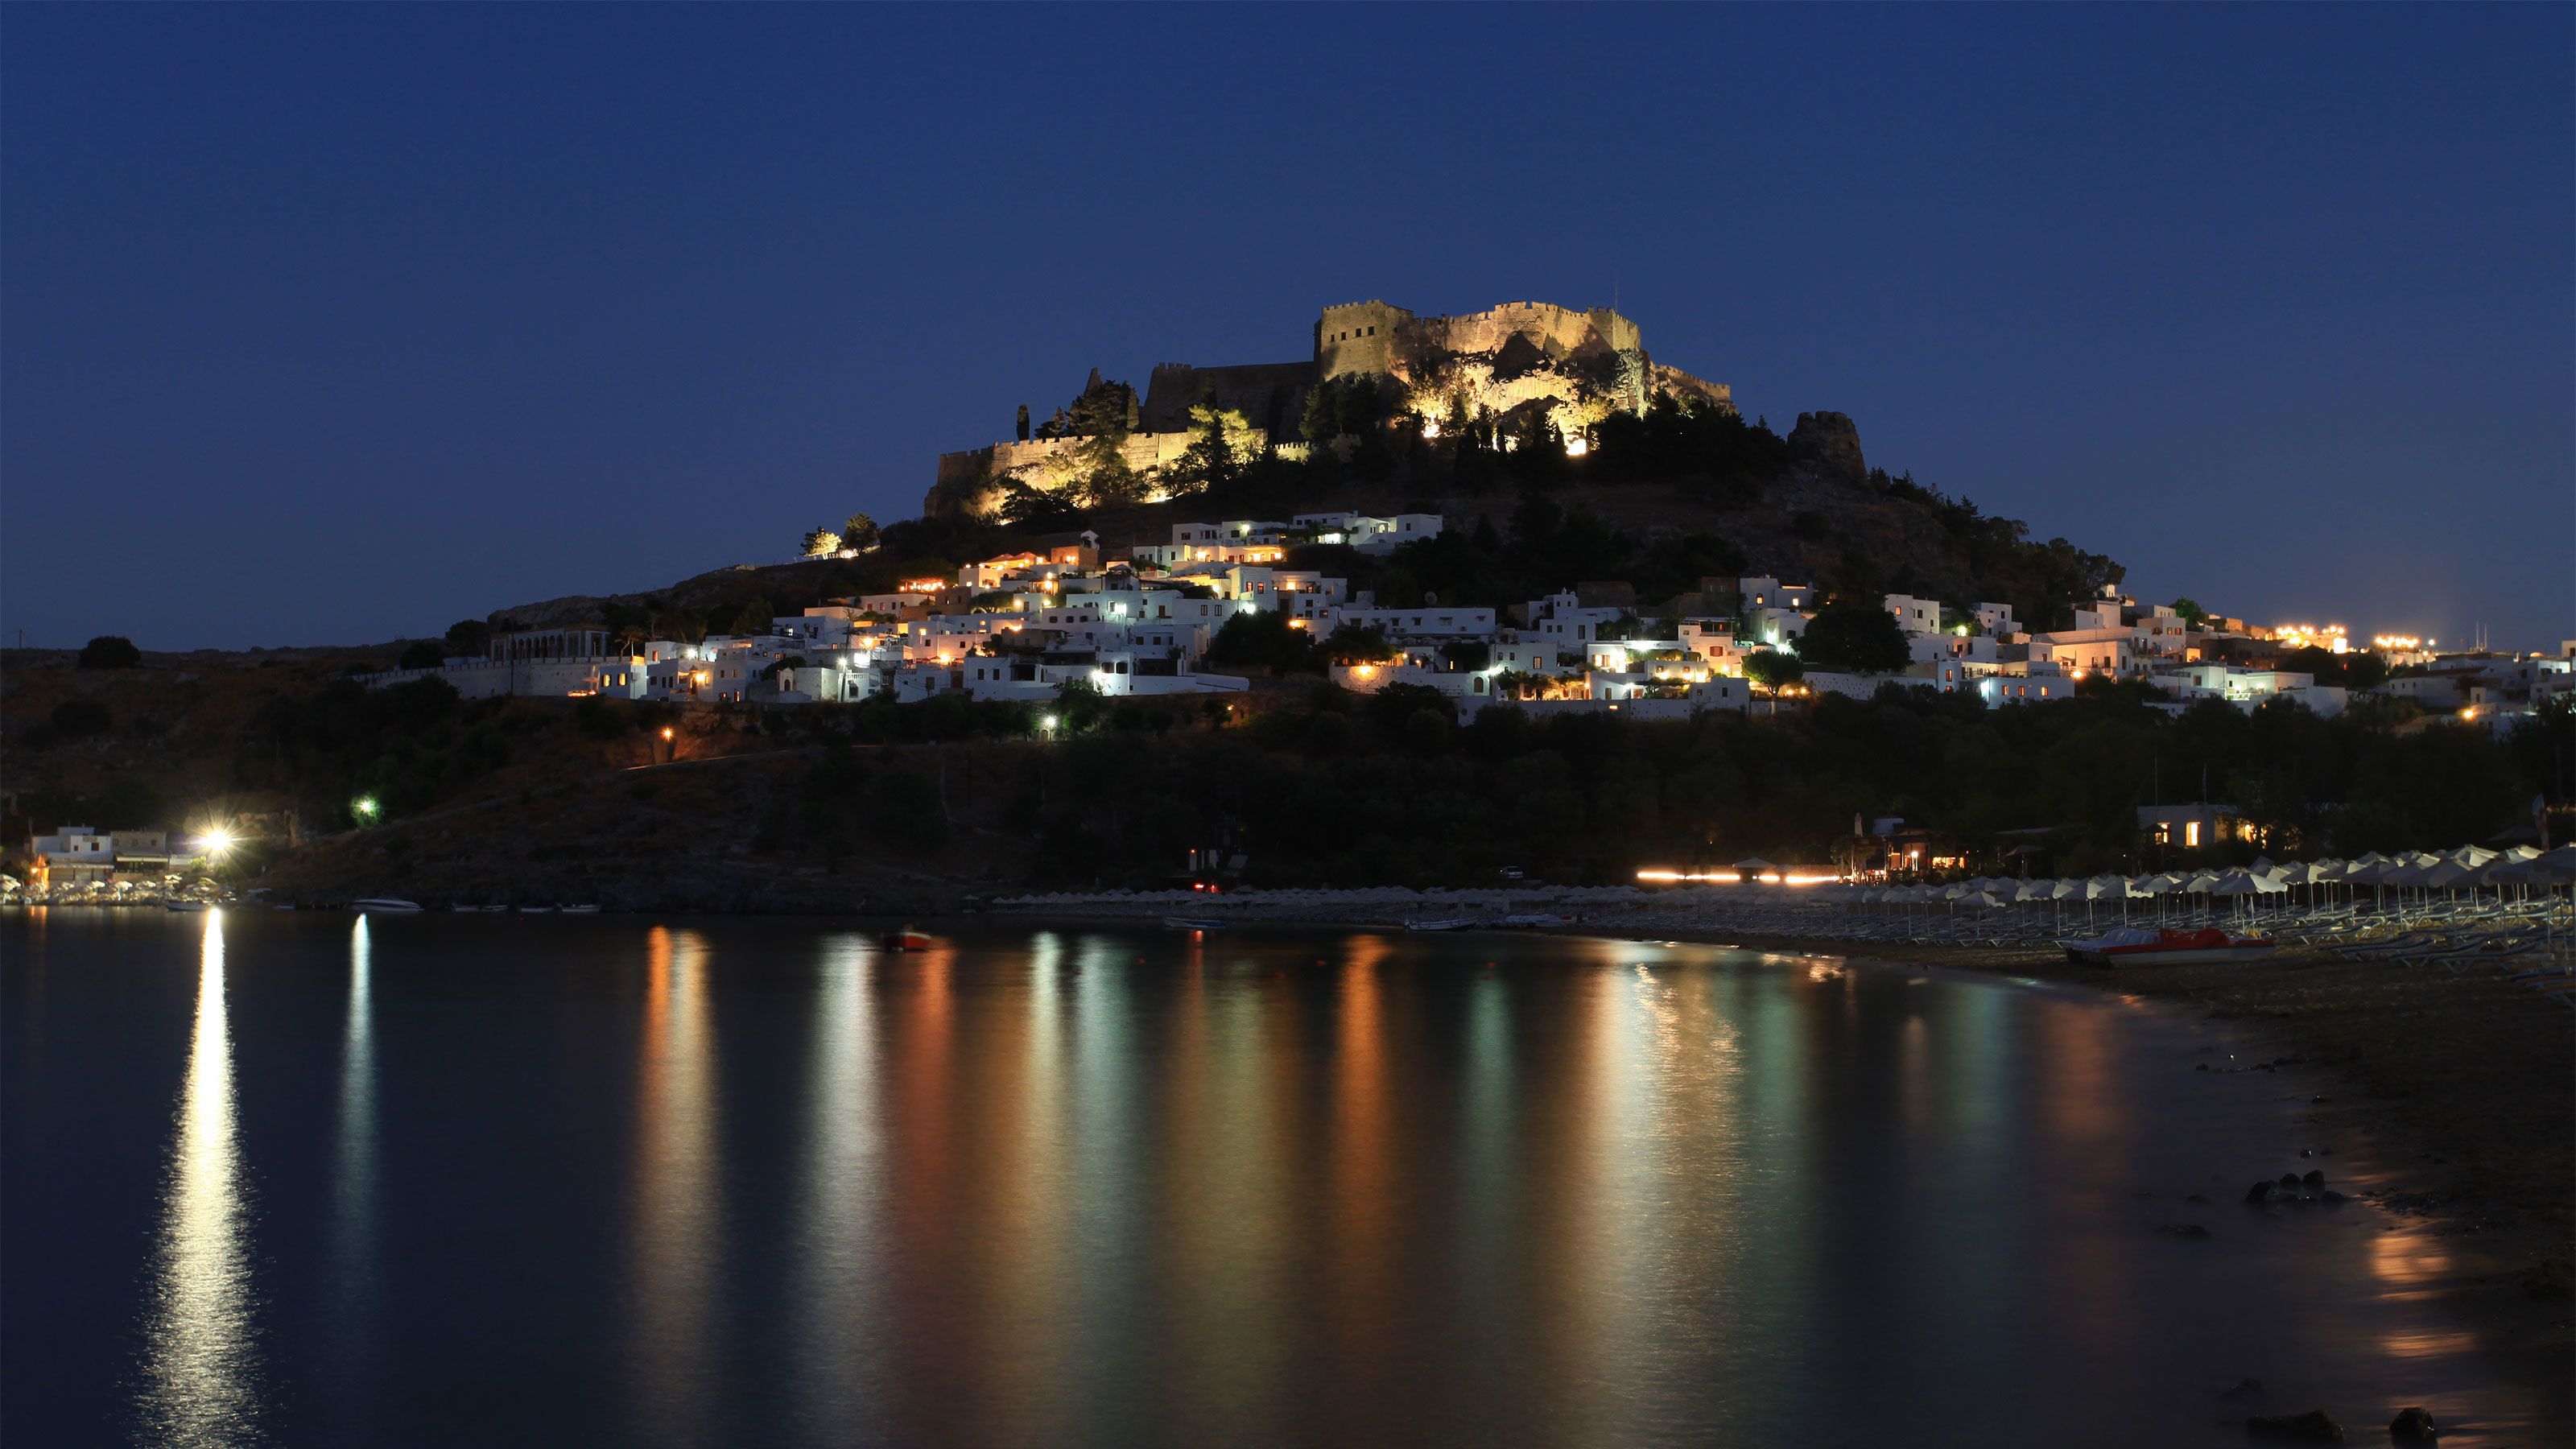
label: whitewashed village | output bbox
[360,510,2574,729]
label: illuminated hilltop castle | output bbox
[927,297,1732,517]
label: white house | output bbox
[1884,593,1943,636]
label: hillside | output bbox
[490,408,2120,649]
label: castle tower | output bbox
[1315,299,1414,380]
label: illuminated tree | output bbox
[1175,402,1259,493]
[803,526,843,558]
[1743,650,1804,691]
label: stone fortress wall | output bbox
[1406,300,1641,365]
[930,295,1732,516]
[1316,299,1414,379]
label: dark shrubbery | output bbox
[77,636,141,669]
[983,686,2567,889]
[1794,601,1912,674]
[50,697,112,740]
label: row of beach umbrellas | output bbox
[1843,844,2576,923]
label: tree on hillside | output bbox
[1318,624,1395,665]
[444,618,493,655]
[1796,601,1911,674]
[1028,371,1137,441]
[729,597,778,637]
[2169,597,2208,629]
[76,636,141,669]
[1073,433,1146,510]
[398,641,446,670]
[1300,378,1339,444]
[996,477,1082,530]
[1743,650,1804,691]
[1174,402,1259,494]
[840,513,881,552]
[1203,611,1319,675]
[803,526,843,558]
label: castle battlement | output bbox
[927,295,1730,518]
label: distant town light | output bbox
[661,727,675,741]
[1040,714,1059,733]
[351,795,382,823]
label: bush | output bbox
[398,641,447,670]
[1203,611,1319,674]
[50,697,113,739]
[1796,601,1911,674]
[573,695,633,740]
[1744,650,1805,689]
[77,636,141,669]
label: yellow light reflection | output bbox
[138,910,262,1445]
[628,926,724,1443]
[793,933,883,1436]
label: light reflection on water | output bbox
[324,918,379,1391]
[626,926,724,1446]
[8,918,2554,1446]
[134,911,262,1447]
[789,931,884,1441]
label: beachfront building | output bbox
[21,826,210,889]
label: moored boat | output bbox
[353,898,423,913]
[1162,917,1227,932]
[881,928,933,951]
[1404,918,1476,932]
[163,901,209,914]
[561,904,601,914]
[2062,926,2276,966]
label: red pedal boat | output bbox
[2062,926,2276,966]
[880,928,933,952]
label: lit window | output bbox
[2184,820,2202,848]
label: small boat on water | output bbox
[1500,912,1566,929]
[1162,917,1227,932]
[1404,918,1476,932]
[881,928,934,951]
[518,905,556,914]
[2062,926,2276,966]
[561,905,601,914]
[163,901,209,914]
[353,898,423,913]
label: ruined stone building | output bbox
[928,297,1731,518]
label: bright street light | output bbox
[198,828,237,857]
[352,795,382,823]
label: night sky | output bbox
[4,6,2568,652]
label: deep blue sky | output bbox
[5,5,2569,651]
